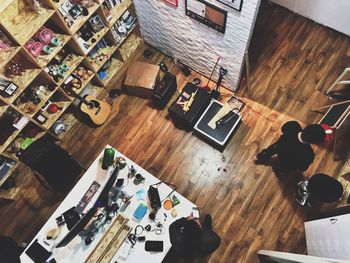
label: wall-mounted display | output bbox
[217,0,243,12]
[185,0,227,34]
[163,0,178,7]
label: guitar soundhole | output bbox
[88,100,100,109]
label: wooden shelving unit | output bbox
[0,0,142,200]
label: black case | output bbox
[168,82,210,130]
[145,240,163,252]
[152,72,177,109]
[148,185,161,210]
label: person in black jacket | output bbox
[0,235,21,263]
[256,121,325,174]
[169,214,220,261]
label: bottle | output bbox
[102,148,115,170]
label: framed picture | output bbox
[217,0,243,12]
[163,0,178,7]
[185,0,227,34]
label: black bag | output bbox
[148,185,161,210]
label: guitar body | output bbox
[79,95,111,126]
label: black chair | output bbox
[295,173,344,207]
[18,135,83,194]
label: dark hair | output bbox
[302,124,325,144]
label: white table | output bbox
[20,145,195,263]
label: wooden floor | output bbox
[0,2,349,263]
[243,1,350,124]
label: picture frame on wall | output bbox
[217,0,243,12]
[162,0,178,7]
[185,0,227,34]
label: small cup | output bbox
[60,63,68,71]
[51,37,61,47]
[149,210,156,221]
[57,69,65,77]
[133,173,145,185]
[42,45,53,54]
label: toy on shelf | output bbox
[45,49,77,82]
[5,60,26,77]
[74,66,93,81]
[25,26,62,58]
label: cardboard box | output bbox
[124,62,160,98]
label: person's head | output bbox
[301,124,325,144]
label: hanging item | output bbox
[216,0,243,12]
[185,0,227,34]
[162,0,178,7]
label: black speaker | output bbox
[181,65,191,76]
[148,185,161,210]
[152,72,177,109]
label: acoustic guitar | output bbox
[64,75,111,125]
[75,94,111,126]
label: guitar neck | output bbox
[73,93,91,106]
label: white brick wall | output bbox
[272,0,350,36]
[133,0,261,91]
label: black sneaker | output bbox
[203,214,212,230]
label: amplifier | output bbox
[152,72,177,109]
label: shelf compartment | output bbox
[114,22,138,48]
[34,89,71,129]
[4,121,45,162]
[0,50,42,104]
[44,41,84,86]
[60,60,95,100]
[0,0,55,45]
[98,56,123,86]
[66,3,100,34]
[0,107,28,153]
[87,32,117,71]
[107,0,132,26]
[54,107,78,140]
[34,33,71,67]
[76,26,109,55]
[13,72,57,118]
[23,13,71,67]
[118,33,142,62]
